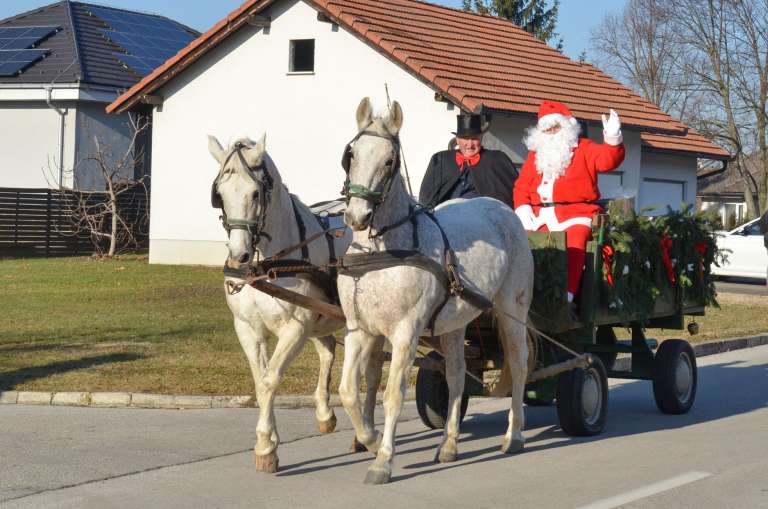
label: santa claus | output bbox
[514,100,625,303]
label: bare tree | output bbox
[590,0,696,120]
[48,114,150,257]
[591,0,768,216]
[667,0,765,215]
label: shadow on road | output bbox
[0,353,145,390]
[279,358,767,481]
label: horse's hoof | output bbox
[350,436,368,453]
[435,447,457,463]
[365,431,383,454]
[317,414,337,434]
[363,467,391,485]
[254,450,279,473]
[501,438,525,455]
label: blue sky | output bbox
[2,0,625,60]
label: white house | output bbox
[108,0,729,265]
[0,1,197,191]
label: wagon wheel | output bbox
[415,352,470,430]
[652,339,697,414]
[556,355,608,436]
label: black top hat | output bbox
[453,113,491,137]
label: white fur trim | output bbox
[539,113,578,129]
[536,178,556,203]
[603,130,623,146]
[534,206,593,231]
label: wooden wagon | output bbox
[414,217,703,436]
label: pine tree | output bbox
[462,0,563,51]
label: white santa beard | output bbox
[524,123,580,180]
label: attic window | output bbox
[289,39,314,73]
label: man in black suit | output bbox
[418,113,519,209]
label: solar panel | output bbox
[0,48,49,76]
[0,26,58,50]
[89,6,195,76]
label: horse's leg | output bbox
[435,327,467,463]
[350,335,385,453]
[253,321,308,472]
[232,318,275,462]
[309,335,337,434]
[339,328,381,453]
[364,322,420,485]
[496,312,529,454]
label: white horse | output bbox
[207,134,383,473]
[337,98,534,484]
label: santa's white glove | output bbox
[601,109,623,146]
[515,204,537,231]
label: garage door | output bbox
[639,178,686,215]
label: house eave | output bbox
[0,83,119,103]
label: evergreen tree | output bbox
[463,0,563,51]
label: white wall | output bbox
[149,0,457,264]
[0,102,77,188]
[638,151,697,214]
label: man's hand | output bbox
[601,109,622,146]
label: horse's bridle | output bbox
[211,142,274,246]
[340,124,401,207]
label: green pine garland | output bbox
[601,202,723,323]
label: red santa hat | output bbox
[537,100,579,129]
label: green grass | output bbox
[1,257,766,396]
[0,256,341,395]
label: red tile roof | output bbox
[107,0,729,159]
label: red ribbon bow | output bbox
[695,242,708,279]
[661,235,676,283]
[455,151,481,171]
[602,244,615,286]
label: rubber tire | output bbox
[556,356,608,437]
[415,352,470,430]
[652,339,697,414]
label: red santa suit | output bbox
[514,101,625,301]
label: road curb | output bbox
[2,334,766,410]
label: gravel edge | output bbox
[2,333,766,410]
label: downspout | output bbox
[45,86,68,188]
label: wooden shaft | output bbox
[251,280,346,322]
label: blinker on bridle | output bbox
[211,141,274,244]
[340,123,401,206]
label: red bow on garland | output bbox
[695,242,708,279]
[660,235,676,283]
[602,244,615,286]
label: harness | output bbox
[338,127,493,333]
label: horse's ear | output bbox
[256,133,266,152]
[207,135,225,164]
[244,133,266,168]
[384,101,403,135]
[356,97,373,130]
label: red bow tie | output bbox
[455,151,481,171]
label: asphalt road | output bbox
[715,277,768,296]
[2,345,767,509]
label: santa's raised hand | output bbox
[601,109,622,145]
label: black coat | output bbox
[418,149,519,209]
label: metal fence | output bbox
[0,186,149,257]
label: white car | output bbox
[713,218,768,281]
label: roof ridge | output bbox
[0,0,66,25]
[69,0,200,35]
